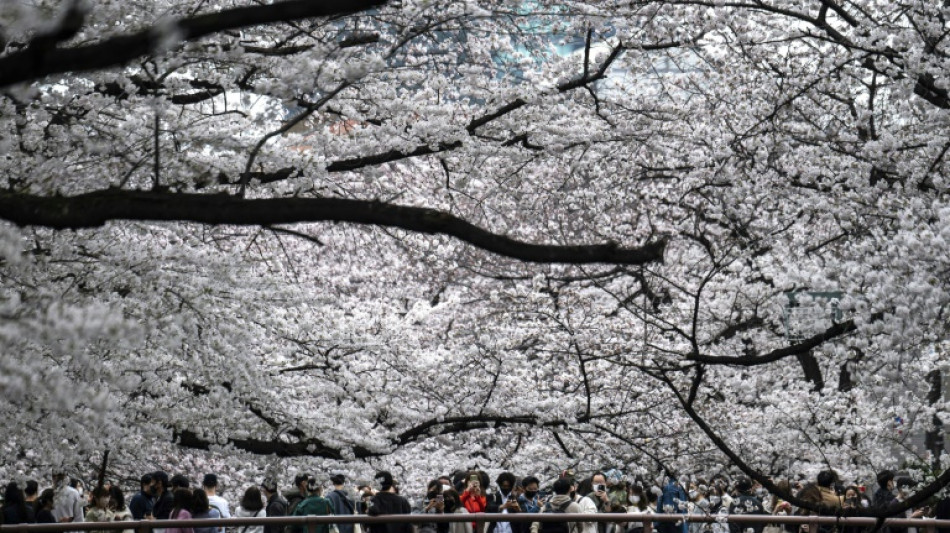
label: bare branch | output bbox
[0,189,668,265]
[0,0,387,88]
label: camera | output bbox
[594,484,606,493]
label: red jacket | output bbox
[461,490,487,514]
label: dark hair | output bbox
[69,478,83,489]
[590,472,607,484]
[172,488,193,518]
[521,476,541,489]
[375,471,394,491]
[496,472,516,488]
[171,474,191,489]
[553,478,573,495]
[110,485,126,511]
[877,470,895,489]
[576,477,593,496]
[241,486,265,512]
[443,488,461,509]
[427,479,442,494]
[202,474,219,489]
[4,482,30,519]
[294,474,311,488]
[735,477,753,493]
[153,471,170,489]
[896,477,915,490]
[816,470,838,489]
[91,486,111,506]
[331,474,346,486]
[140,474,154,488]
[35,488,55,512]
[192,488,211,514]
[24,480,38,497]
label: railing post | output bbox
[307,517,317,533]
[139,520,154,533]
[475,516,485,533]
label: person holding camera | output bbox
[487,473,523,533]
[461,472,488,515]
[414,480,449,533]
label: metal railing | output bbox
[3,513,949,533]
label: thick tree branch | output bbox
[0,0,387,88]
[174,414,570,458]
[0,190,667,265]
[689,319,856,366]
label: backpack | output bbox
[540,500,573,533]
[329,490,355,516]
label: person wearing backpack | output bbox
[262,478,289,533]
[327,475,356,533]
[293,479,334,533]
[530,478,581,533]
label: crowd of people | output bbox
[2,467,949,533]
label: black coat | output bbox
[367,492,413,533]
[2,503,36,524]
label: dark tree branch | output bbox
[0,0,387,88]
[689,319,856,366]
[324,37,689,174]
[174,414,570,458]
[0,189,668,265]
[661,370,950,519]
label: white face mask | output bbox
[629,496,641,504]
[689,490,698,499]
[709,496,721,506]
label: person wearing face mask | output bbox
[518,477,543,514]
[687,484,711,533]
[487,472,522,533]
[624,485,649,533]
[445,489,474,533]
[84,487,116,533]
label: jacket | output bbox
[293,495,334,533]
[235,506,267,533]
[327,489,356,533]
[264,493,289,533]
[728,494,767,533]
[529,495,582,533]
[367,492,412,533]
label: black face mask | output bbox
[525,491,538,499]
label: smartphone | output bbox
[470,475,479,483]
[594,484,606,493]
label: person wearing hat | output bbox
[727,477,766,533]
[292,477,334,533]
[261,478,288,533]
[202,474,231,533]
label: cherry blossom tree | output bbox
[1,0,949,515]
